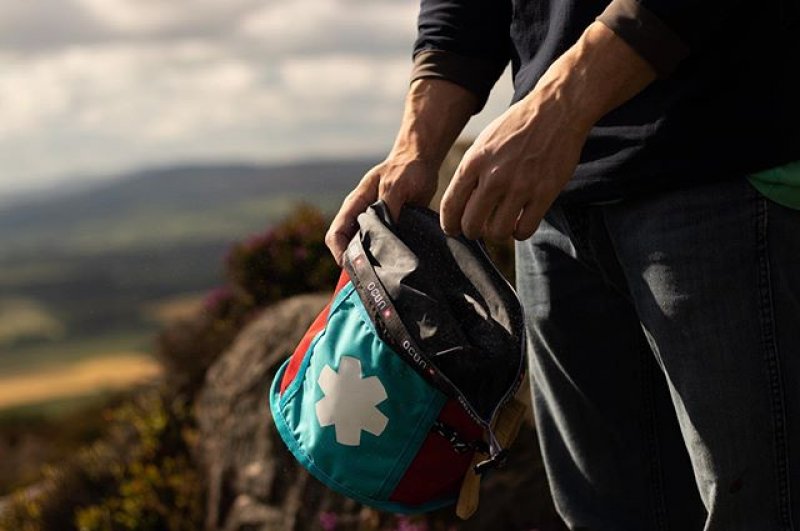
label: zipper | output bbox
[404,205,529,452]
[359,204,529,470]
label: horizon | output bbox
[0,152,386,209]
[0,0,513,203]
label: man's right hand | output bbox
[324,78,480,265]
[325,155,438,266]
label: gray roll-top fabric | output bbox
[351,201,525,424]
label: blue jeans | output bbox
[516,178,800,530]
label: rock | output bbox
[196,294,331,531]
[196,293,564,531]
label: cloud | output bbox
[279,54,410,103]
[0,0,109,53]
[74,0,262,36]
[0,0,514,200]
[0,42,408,139]
[0,0,416,55]
[0,42,412,191]
[239,0,417,56]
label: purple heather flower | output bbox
[203,286,234,312]
[293,247,309,261]
[319,511,338,531]
[395,515,428,531]
[244,230,276,251]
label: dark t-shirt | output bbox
[411,0,800,204]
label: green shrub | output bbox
[225,203,339,306]
[0,392,204,531]
[156,286,252,397]
[157,204,338,397]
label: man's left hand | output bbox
[439,21,657,242]
[439,85,590,242]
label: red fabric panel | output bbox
[389,399,484,505]
[278,270,351,394]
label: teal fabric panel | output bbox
[270,361,455,513]
[274,282,446,500]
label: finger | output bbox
[513,201,543,241]
[325,204,360,266]
[378,176,405,223]
[325,174,380,264]
[440,154,482,236]
[461,182,504,240]
[485,194,527,241]
[326,232,351,266]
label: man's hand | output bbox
[325,79,479,265]
[440,89,590,241]
[325,156,438,264]
[440,22,657,241]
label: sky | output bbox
[0,0,514,202]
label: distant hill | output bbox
[0,157,379,358]
[0,159,378,255]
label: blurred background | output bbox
[0,2,556,530]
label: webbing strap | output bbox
[343,236,439,386]
[456,397,527,520]
[344,235,490,430]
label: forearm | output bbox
[325,77,480,261]
[439,22,658,240]
[388,78,480,169]
[518,21,657,135]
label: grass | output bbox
[0,355,161,412]
[0,262,70,288]
[141,292,206,326]
[0,388,136,496]
[0,329,153,376]
[0,391,127,424]
[0,297,65,345]
[6,193,343,254]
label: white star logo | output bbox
[315,356,389,446]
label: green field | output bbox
[0,159,372,411]
[0,329,153,376]
[0,390,126,424]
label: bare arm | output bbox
[325,78,478,264]
[440,21,657,240]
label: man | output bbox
[326,0,800,529]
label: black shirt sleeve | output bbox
[597,0,750,77]
[411,0,512,113]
